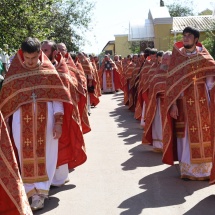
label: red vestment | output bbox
[54,54,87,168]
[63,53,91,134]
[0,112,32,215]
[123,63,135,105]
[162,42,215,166]
[114,61,123,90]
[128,63,141,111]
[0,50,86,182]
[91,59,102,97]
[80,58,100,106]
[143,67,167,144]
[134,60,153,120]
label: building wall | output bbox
[154,24,173,51]
[103,44,115,56]
[111,25,215,56]
[115,35,131,57]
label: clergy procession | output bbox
[0,37,103,214]
[1,16,215,215]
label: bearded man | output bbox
[162,27,215,180]
[41,40,87,188]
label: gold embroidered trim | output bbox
[3,70,58,85]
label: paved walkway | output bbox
[35,92,215,215]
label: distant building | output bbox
[102,40,115,56]
[102,6,215,57]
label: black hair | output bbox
[149,48,158,55]
[21,37,41,53]
[183,26,200,39]
[156,51,164,57]
[144,47,151,54]
[71,53,77,61]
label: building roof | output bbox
[114,34,128,37]
[128,7,171,41]
[172,15,215,33]
[148,6,170,20]
[102,40,115,52]
[128,19,154,41]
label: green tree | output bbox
[201,30,215,58]
[0,0,55,50]
[0,0,94,52]
[47,0,94,52]
[129,41,141,54]
[166,0,194,17]
[198,9,213,15]
[166,34,183,50]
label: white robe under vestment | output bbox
[177,74,214,179]
[152,98,163,151]
[12,101,63,197]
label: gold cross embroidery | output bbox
[24,115,32,123]
[200,97,206,104]
[190,125,197,133]
[192,75,197,84]
[24,138,31,146]
[38,137,44,145]
[39,115,45,122]
[30,92,37,103]
[187,98,194,106]
[203,124,209,132]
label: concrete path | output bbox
[35,92,215,215]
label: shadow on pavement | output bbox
[34,184,76,215]
[34,196,59,215]
[110,92,213,215]
[121,144,164,170]
[49,184,76,196]
[110,92,161,170]
[118,166,209,215]
[183,195,215,215]
[110,93,143,146]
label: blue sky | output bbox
[81,0,215,54]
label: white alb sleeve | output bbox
[53,101,64,115]
[206,76,214,91]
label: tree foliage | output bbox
[198,9,213,15]
[0,0,94,52]
[202,30,215,58]
[166,0,194,17]
[166,34,183,50]
[129,41,141,54]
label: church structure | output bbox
[102,1,215,57]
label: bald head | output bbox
[57,43,67,57]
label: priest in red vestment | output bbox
[57,43,91,133]
[143,51,171,152]
[128,54,142,111]
[135,49,157,123]
[162,27,215,180]
[41,40,87,188]
[77,52,100,109]
[0,112,32,215]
